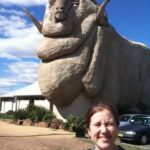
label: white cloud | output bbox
[0,6,43,94]
[0,11,32,35]
[0,87,11,95]
[0,10,43,58]
[0,61,39,94]
[0,0,46,6]
[7,61,38,81]
[0,78,18,88]
[0,52,21,60]
[0,8,25,16]
[8,61,38,74]
[0,29,42,57]
[0,78,19,94]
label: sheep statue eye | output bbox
[73,2,79,6]
[73,0,79,7]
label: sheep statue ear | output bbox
[48,0,55,5]
[96,0,110,26]
[23,8,42,33]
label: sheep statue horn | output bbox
[23,8,42,33]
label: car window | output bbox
[131,116,150,125]
[143,118,150,126]
[119,115,131,121]
[131,117,143,125]
[130,115,144,122]
[131,115,142,120]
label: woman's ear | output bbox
[87,128,91,137]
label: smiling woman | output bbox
[86,102,125,150]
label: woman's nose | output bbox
[100,125,108,133]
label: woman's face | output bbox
[87,109,118,150]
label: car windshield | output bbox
[119,115,131,121]
[131,117,150,126]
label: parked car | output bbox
[119,114,148,127]
[118,116,150,144]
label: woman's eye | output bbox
[106,122,114,126]
[94,123,101,127]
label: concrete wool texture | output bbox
[34,0,150,118]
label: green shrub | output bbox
[13,104,56,123]
[35,106,47,122]
[72,116,86,130]
[26,104,56,122]
[26,104,36,112]
[14,109,27,121]
[0,113,14,120]
[64,114,86,131]
[26,105,43,122]
[63,114,76,131]
[43,110,55,122]
[27,110,37,122]
[6,110,15,115]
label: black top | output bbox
[86,145,125,150]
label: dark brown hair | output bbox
[86,102,119,128]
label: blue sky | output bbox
[0,0,150,95]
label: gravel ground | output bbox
[0,120,93,150]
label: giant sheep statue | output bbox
[25,0,150,117]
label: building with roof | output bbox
[0,81,65,120]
